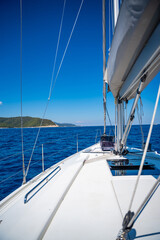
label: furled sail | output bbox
[104,0,160,100]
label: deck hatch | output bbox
[107,154,160,178]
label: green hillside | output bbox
[0,117,57,128]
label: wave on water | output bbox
[0,125,160,201]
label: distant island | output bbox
[0,117,76,128]
[55,122,76,127]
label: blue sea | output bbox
[0,125,160,201]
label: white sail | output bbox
[104,0,160,100]
[1,1,160,240]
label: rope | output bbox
[0,127,103,186]
[123,120,132,147]
[46,145,73,158]
[50,0,84,94]
[115,104,117,150]
[136,97,144,149]
[123,101,125,136]
[128,84,160,212]
[0,156,48,185]
[48,0,66,101]
[25,0,66,177]
[0,127,102,163]
[0,145,73,186]
[111,180,124,218]
[0,145,71,185]
[95,129,102,143]
[140,96,144,120]
[103,0,106,134]
[20,0,26,183]
[25,0,84,178]
[25,101,49,177]
[125,101,127,128]
[0,143,43,163]
[0,169,23,185]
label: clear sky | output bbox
[0,0,160,126]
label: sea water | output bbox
[0,125,160,201]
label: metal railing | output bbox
[0,128,102,201]
[24,166,61,204]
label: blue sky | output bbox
[0,0,160,126]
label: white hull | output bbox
[1,143,160,239]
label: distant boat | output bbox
[0,0,160,240]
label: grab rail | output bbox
[24,166,61,204]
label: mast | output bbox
[106,0,160,154]
[113,0,119,27]
[113,0,122,153]
[103,0,106,134]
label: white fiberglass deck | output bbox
[0,143,160,240]
[44,158,122,240]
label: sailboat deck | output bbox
[0,143,160,239]
[44,158,122,240]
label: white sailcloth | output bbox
[105,0,160,100]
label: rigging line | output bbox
[0,139,50,162]
[115,104,117,149]
[127,61,160,100]
[47,145,74,158]
[108,0,111,50]
[0,136,60,162]
[0,145,39,162]
[25,101,49,177]
[127,84,160,213]
[123,101,125,135]
[50,0,85,95]
[0,169,22,185]
[127,57,160,100]
[120,54,160,100]
[103,0,106,134]
[25,0,67,178]
[140,96,144,119]
[48,0,66,100]
[111,180,124,218]
[121,53,160,100]
[136,98,144,148]
[26,0,84,178]
[123,120,132,147]
[0,156,47,185]
[0,135,82,184]
[20,0,26,183]
[125,101,127,128]
[0,127,100,163]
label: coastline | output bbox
[0,125,59,129]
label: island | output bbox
[0,117,76,128]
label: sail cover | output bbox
[105,0,160,100]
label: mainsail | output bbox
[105,0,160,100]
